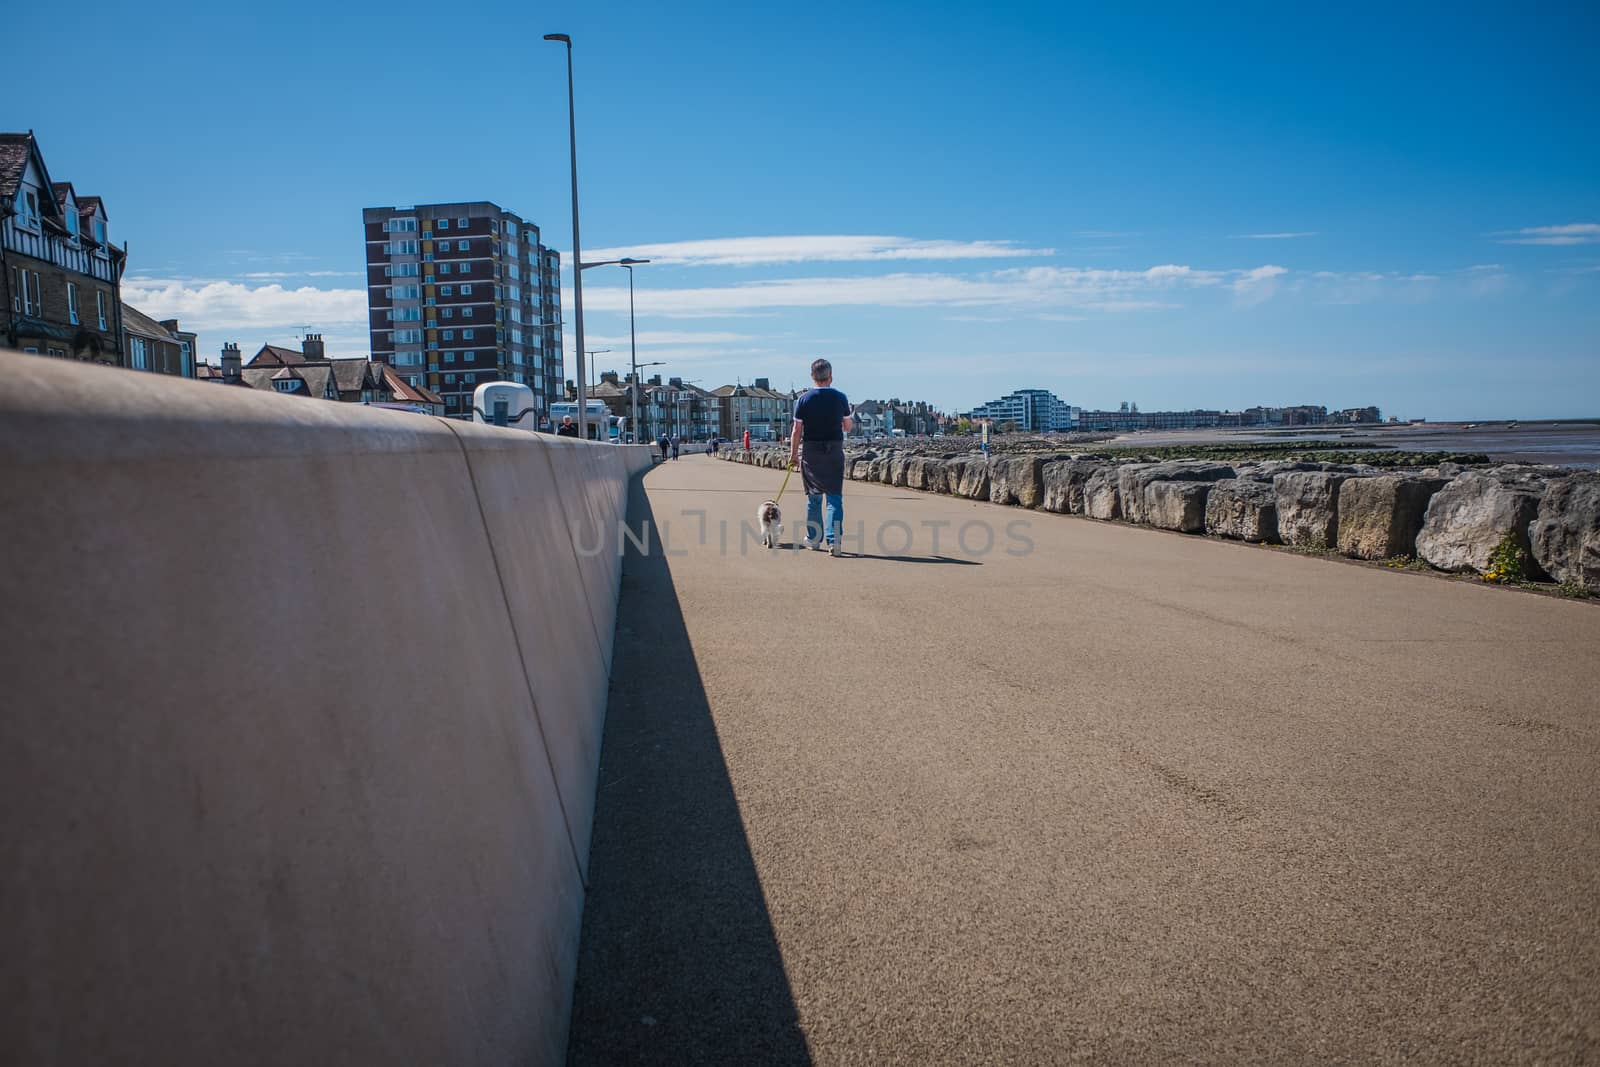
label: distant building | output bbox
[121,304,194,377]
[0,132,126,364]
[363,202,562,423]
[712,378,795,441]
[196,334,443,414]
[966,388,1077,432]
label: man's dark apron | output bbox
[800,439,846,496]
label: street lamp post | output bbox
[544,32,589,440]
[620,260,650,443]
[577,256,650,441]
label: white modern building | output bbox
[966,388,1078,431]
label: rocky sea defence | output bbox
[714,444,1600,595]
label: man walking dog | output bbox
[788,358,852,555]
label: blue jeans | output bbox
[805,493,843,546]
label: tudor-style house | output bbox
[0,132,125,364]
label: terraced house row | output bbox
[1,131,195,376]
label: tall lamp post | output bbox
[578,256,650,441]
[544,32,589,440]
[620,259,651,442]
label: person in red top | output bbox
[743,429,751,452]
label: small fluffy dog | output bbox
[758,499,782,549]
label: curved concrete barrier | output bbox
[0,353,651,1065]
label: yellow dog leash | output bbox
[775,461,795,504]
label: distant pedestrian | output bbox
[743,429,751,452]
[710,437,719,455]
[658,434,669,460]
[789,358,852,556]
[671,435,681,460]
[556,416,579,438]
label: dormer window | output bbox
[94,219,106,244]
[65,209,78,237]
[21,191,39,229]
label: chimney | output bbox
[600,370,619,385]
[754,377,770,390]
[669,376,683,388]
[221,342,241,383]
[302,332,325,361]
[648,374,662,386]
[159,318,180,333]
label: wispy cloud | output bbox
[581,330,757,347]
[1230,232,1318,240]
[570,263,1277,317]
[578,234,1056,267]
[238,270,363,279]
[1232,264,1288,304]
[1494,223,1600,246]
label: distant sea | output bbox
[1106,420,1600,470]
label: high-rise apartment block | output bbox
[363,202,562,421]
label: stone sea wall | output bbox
[716,446,1600,592]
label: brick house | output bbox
[121,303,195,377]
[0,132,125,363]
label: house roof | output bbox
[249,344,308,367]
[0,133,36,199]
[120,303,179,342]
[329,358,376,393]
[380,364,443,405]
[51,181,74,210]
[76,194,106,220]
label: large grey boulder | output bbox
[1084,465,1128,520]
[1416,470,1547,574]
[904,456,941,492]
[1205,479,1279,542]
[1120,462,1236,524]
[1274,471,1350,548]
[868,454,891,483]
[1041,458,1108,514]
[990,455,1046,508]
[1145,481,1212,533]
[1336,475,1448,560]
[1530,472,1600,590]
[889,453,913,487]
[954,455,991,500]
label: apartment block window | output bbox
[461,307,473,317]
[439,263,451,274]
[441,285,453,296]
[462,329,474,340]
[462,351,474,361]
[442,307,454,319]
[96,290,107,329]
[461,284,473,295]
[67,283,79,325]
[428,341,438,350]
[437,219,450,230]
[508,264,520,280]
[458,218,468,228]
[442,330,454,340]
[445,352,456,364]
[386,217,417,232]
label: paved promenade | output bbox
[568,455,1600,1064]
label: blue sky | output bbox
[8,1,1597,418]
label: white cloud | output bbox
[570,263,1257,318]
[577,234,1056,267]
[238,270,364,279]
[581,330,757,347]
[1230,232,1318,239]
[1495,223,1600,246]
[121,279,368,329]
[1232,264,1288,304]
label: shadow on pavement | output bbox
[566,477,811,1066]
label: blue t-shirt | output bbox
[794,386,850,442]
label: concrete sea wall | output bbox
[0,354,652,1064]
[719,444,1600,591]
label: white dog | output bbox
[758,499,782,549]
